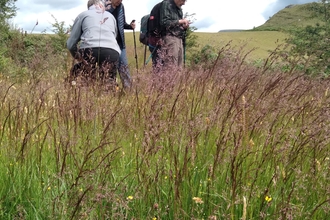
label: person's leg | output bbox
[149,45,162,73]
[149,46,157,67]
[94,48,119,80]
[80,48,97,79]
[177,39,184,67]
[162,36,181,69]
[155,46,164,72]
[118,48,132,89]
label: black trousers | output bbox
[149,45,163,73]
[71,47,119,80]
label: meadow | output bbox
[0,31,329,219]
[125,31,288,68]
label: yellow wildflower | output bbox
[315,159,321,171]
[205,117,210,125]
[127,196,133,200]
[249,139,255,147]
[193,197,204,204]
[265,195,272,202]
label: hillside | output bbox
[253,3,325,31]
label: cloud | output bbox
[11,0,289,34]
[262,0,316,18]
[30,0,84,10]
[192,16,216,30]
[13,0,85,33]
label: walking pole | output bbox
[143,45,147,67]
[132,20,139,73]
[183,31,186,68]
[145,45,157,65]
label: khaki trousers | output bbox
[162,35,184,69]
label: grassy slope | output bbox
[254,3,324,31]
[124,30,287,69]
[194,31,287,60]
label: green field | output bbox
[122,30,287,71]
[193,31,287,60]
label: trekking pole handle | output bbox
[130,20,136,29]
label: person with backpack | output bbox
[105,0,135,89]
[140,1,167,73]
[160,0,189,70]
[67,0,121,84]
[148,0,168,73]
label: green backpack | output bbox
[139,14,150,45]
[139,0,167,46]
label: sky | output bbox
[12,0,317,34]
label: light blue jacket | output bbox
[67,5,121,57]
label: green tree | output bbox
[0,0,17,42]
[183,13,199,66]
[0,0,17,73]
[0,0,17,19]
[283,0,330,76]
[49,14,70,53]
[0,0,17,29]
[183,13,198,51]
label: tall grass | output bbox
[0,41,329,219]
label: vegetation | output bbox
[1,40,330,219]
[254,3,324,31]
[0,2,329,219]
[0,0,17,25]
[252,1,330,76]
[0,0,17,73]
[279,1,330,76]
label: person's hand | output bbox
[179,18,190,29]
[130,20,136,29]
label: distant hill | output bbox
[248,3,324,32]
[218,29,245,32]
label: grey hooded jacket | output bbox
[67,5,121,57]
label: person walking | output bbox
[160,0,189,70]
[105,0,135,89]
[147,0,168,73]
[67,0,121,83]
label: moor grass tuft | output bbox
[0,41,329,219]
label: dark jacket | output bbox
[160,0,185,38]
[107,3,133,49]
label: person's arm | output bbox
[66,15,82,57]
[161,1,188,30]
[160,1,177,29]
